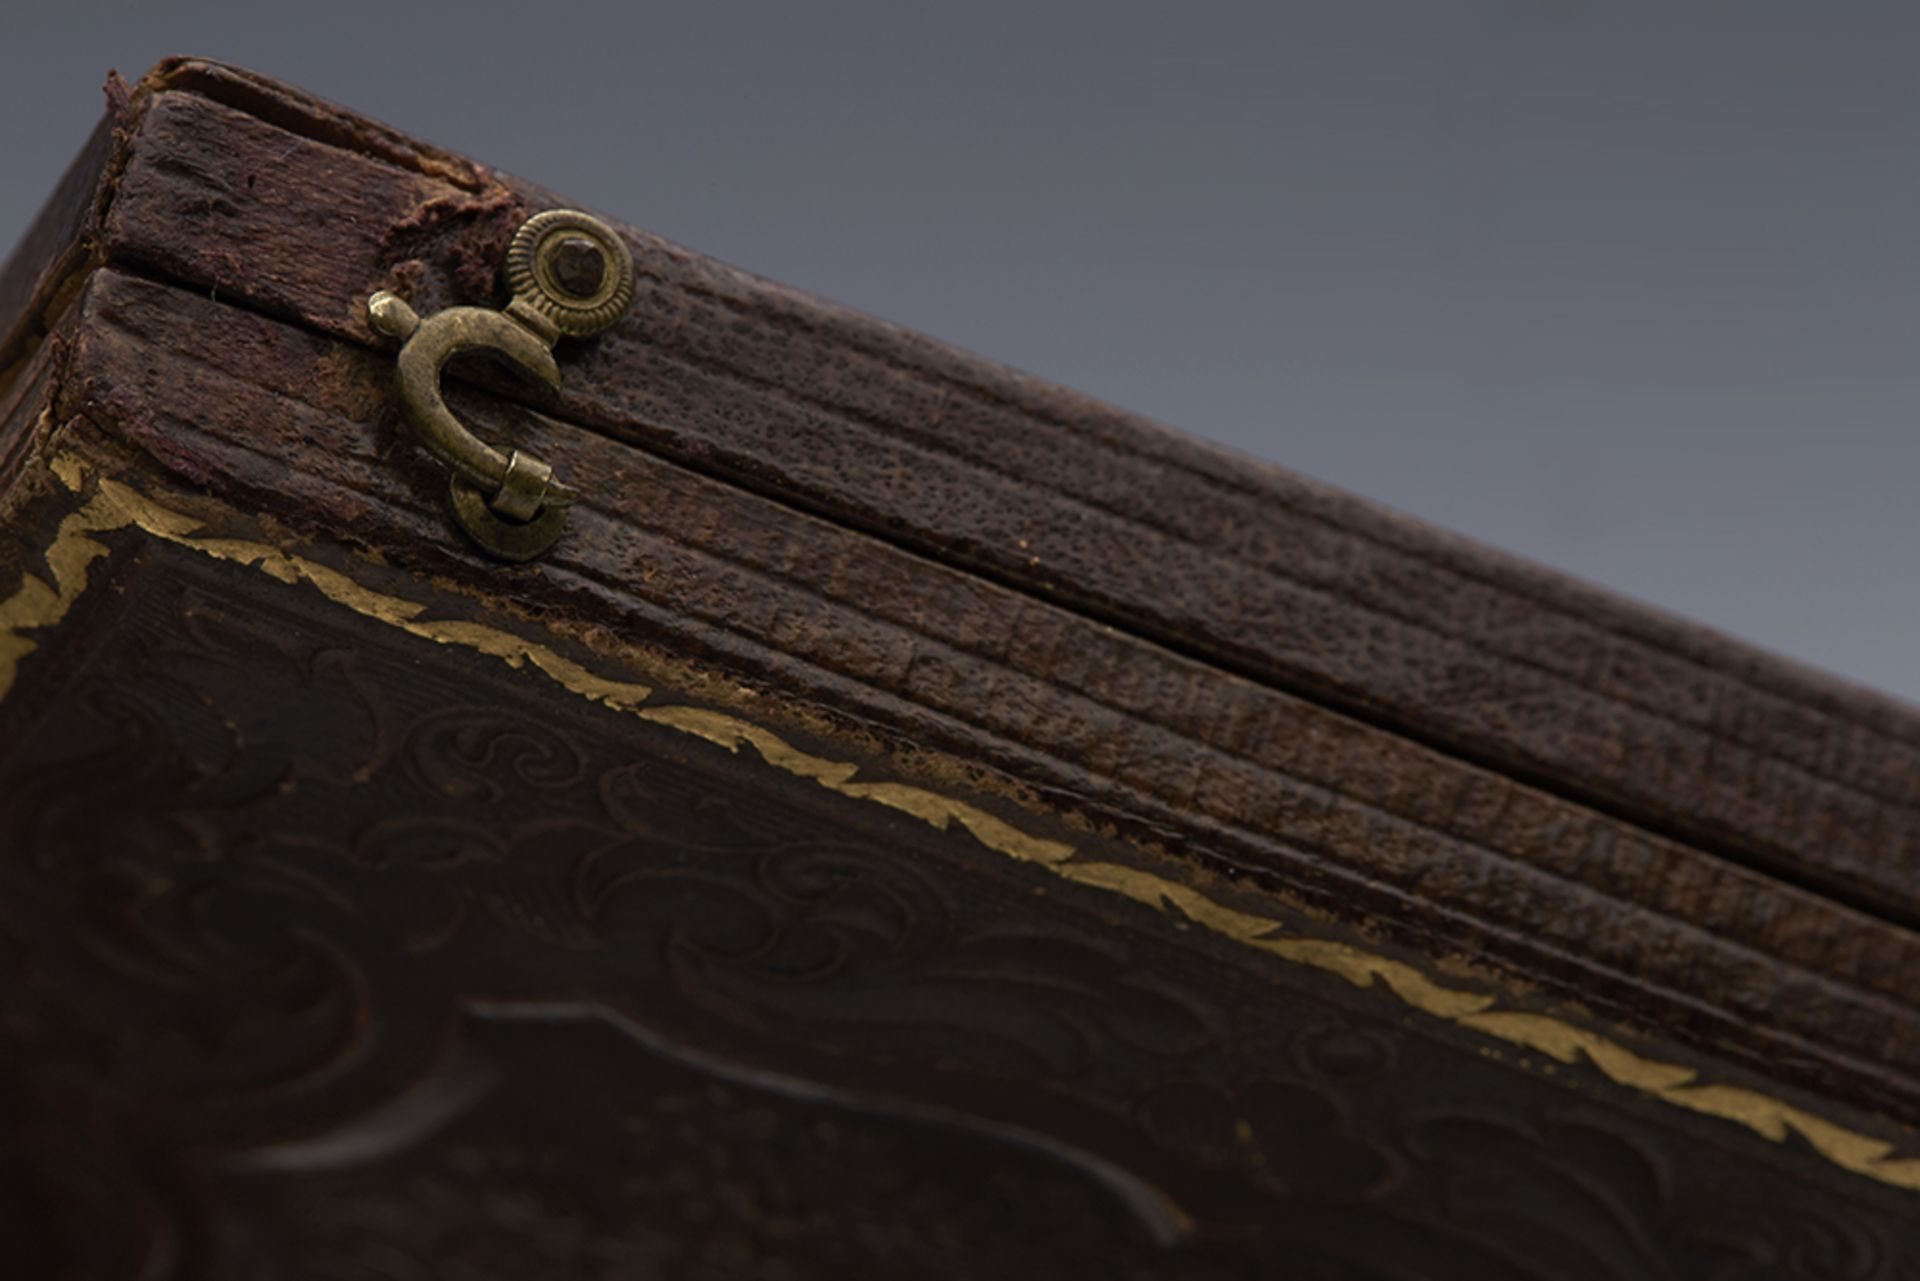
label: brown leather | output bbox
[3,56,1918,1280]
[71,59,1920,937]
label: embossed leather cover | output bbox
[1,58,1917,1280]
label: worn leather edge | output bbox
[0,110,116,399]
[82,62,1920,931]
[140,56,486,191]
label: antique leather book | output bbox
[2,58,1917,1280]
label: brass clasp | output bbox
[368,209,636,561]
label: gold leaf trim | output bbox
[6,453,1917,1194]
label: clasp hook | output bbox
[368,209,636,562]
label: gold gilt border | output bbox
[4,450,1918,1196]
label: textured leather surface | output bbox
[2,57,1919,1278]
[76,60,1920,933]
[3,536,1914,1279]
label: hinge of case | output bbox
[366,210,636,562]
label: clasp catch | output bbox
[368,209,636,562]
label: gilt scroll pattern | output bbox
[2,551,1917,1279]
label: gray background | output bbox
[4,2,1916,704]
